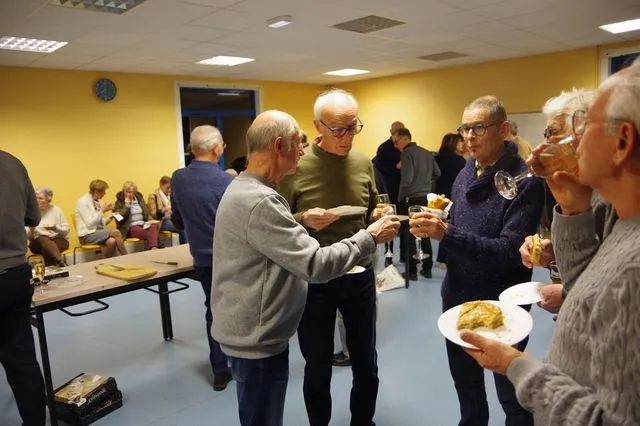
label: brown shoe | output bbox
[213,370,232,391]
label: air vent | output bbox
[331,15,405,34]
[48,0,148,15]
[418,51,469,61]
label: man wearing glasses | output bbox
[411,95,544,426]
[279,89,380,426]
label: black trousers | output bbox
[0,263,46,426]
[399,196,433,272]
[297,267,378,426]
[443,295,533,426]
[194,266,229,374]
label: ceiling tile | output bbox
[470,0,549,19]
[189,9,266,31]
[75,31,147,46]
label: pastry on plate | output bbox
[428,194,450,210]
[456,301,504,330]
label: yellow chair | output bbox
[159,230,173,247]
[70,216,106,265]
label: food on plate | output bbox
[530,234,543,266]
[428,194,450,210]
[456,301,504,330]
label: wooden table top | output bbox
[32,245,194,307]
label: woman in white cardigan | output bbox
[74,179,127,258]
[27,187,70,266]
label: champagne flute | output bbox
[408,205,430,261]
[30,256,47,293]
[494,135,578,200]
[375,194,394,257]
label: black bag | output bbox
[53,373,122,425]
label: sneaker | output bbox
[213,370,233,391]
[332,351,351,367]
[420,269,433,279]
[402,271,418,281]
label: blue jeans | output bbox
[298,267,378,426]
[228,348,289,426]
[194,266,229,374]
[160,219,187,244]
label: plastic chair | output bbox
[70,215,106,265]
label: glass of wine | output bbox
[495,135,578,200]
[29,256,47,293]
[408,205,430,261]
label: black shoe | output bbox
[384,257,393,267]
[213,370,232,391]
[402,271,418,281]
[332,351,351,367]
[420,269,432,279]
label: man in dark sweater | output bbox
[171,125,234,391]
[395,128,441,279]
[0,150,46,426]
[409,96,544,426]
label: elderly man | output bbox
[171,125,234,391]
[0,150,46,426]
[212,110,399,426]
[278,89,381,426]
[411,96,544,426]
[394,127,441,279]
[505,120,532,160]
[461,60,640,425]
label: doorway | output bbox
[174,82,262,169]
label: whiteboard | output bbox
[508,112,545,147]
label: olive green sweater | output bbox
[278,142,378,261]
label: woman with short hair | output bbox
[115,181,160,249]
[28,187,70,266]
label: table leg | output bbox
[157,282,174,341]
[34,309,58,426]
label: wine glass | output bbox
[494,135,578,200]
[408,205,430,261]
[29,256,47,293]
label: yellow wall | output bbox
[0,67,323,241]
[338,47,600,156]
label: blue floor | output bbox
[0,243,555,426]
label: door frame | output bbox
[173,80,264,167]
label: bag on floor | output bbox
[376,264,405,293]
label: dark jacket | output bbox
[398,142,441,202]
[374,139,401,203]
[114,191,151,239]
[434,150,466,199]
[438,141,545,307]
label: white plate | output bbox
[326,205,368,217]
[437,300,533,349]
[347,266,366,274]
[425,207,448,219]
[499,282,543,306]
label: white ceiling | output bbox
[1,0,640,84]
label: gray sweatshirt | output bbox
[551,194,618,292]
[398,142,441,202]
[0,151,40,271]
[212,173,376,359]
[507,216,640,425]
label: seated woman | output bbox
[115,181,160,249]
[75,179,127,258]
[27,187,70,266]
[147,176,187,244]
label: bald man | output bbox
[212,110,399,426]
[170,125,234,391]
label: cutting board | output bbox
[95,264,158,281]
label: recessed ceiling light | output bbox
[0,36,68,53]
[324,68,370,76]
[600,18,640,34]
[197,56,255,66]
[267,15,292,29]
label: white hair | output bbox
[35,187,53,202]
[602,60,640,136]
[190,125,223,155]
[313,88,359,120]
[246,111,299,154]
[542,88,595,131]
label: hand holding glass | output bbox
[408,205,430,261]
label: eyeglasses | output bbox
[457,122,497,137]
[543,126,564,139]
[320,118,364,138]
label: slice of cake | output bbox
[456,301,504,330]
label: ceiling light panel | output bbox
[0,36,68,53]
[324,68,370,76]
[599,18,640,34]
[48,0,149,15]
[198,55,255,66]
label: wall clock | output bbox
[95,78,117,102]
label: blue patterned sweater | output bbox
[439,141,545,308]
